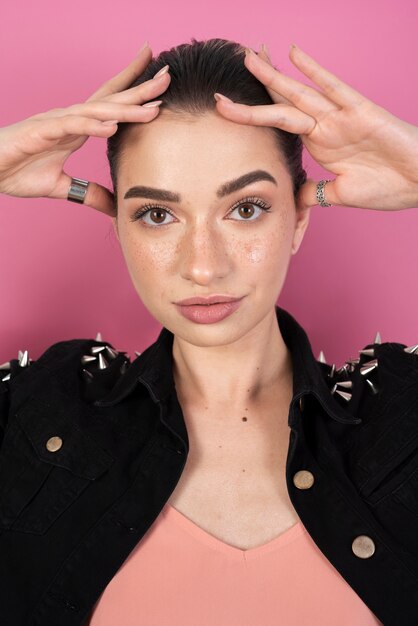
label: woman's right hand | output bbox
[0,44,170,217]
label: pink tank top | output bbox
[87,503,383,625]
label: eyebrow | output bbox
[123,169,278,202]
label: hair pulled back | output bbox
[106,37,307,211]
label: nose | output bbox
[178,221,230,285]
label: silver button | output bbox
[352,535,375,559]
[293,470,314,490]
[46,436,63,452]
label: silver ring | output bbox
[67,177,89,204]
[316,179,332,207]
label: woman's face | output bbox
[113,110,310,347]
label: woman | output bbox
[0,38,417,626]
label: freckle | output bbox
[242,469,246,472]
[242,416,247,421]
[218,445,222,448]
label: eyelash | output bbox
[129,196,272,227]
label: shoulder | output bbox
[315,334,418,418]
[1,334,132,403]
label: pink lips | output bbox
[175,295,244,324]
[176,294,242,306]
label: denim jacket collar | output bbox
[94,306,360,427]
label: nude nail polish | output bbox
[153,65,169,78]
[214,93,233,102]
[143,100,163,108]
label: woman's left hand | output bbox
[214,44,418,212]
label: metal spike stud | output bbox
[360,359,378,376]
[346,358,360,366]
[134,351,142,357]
[91,345,107,355]
[359,348,375,358]
[374,331,381,344]
[345,362,356,373]
[81,355,97,365]
[82,369,94,382]
[18,350,29,367]
[1,373,11,382]
[366,378,379,394]
[98,353,109,370]
[0,361,11,370]
[95,332,103,342]
[105,346,119,360]
[120,361,129,375]
[334,389,353,401]
[335,380,353,389]
[404,344,418,355]
[318,350,327,364]
[328,363,336,378]
[336,364,350,377]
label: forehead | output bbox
[118,111,289,191]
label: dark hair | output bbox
[106,37,307,212]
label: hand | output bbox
[214,44,418,212]
[0,44,171,217]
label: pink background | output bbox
[1,0,417,369]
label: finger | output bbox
[58,173,116,216]
[215,99,316,134]
[296,178,338,211]
[40,109,159,143]
[288,45,367,109]
[86,45,153,102]
[257,46,295,107]
[244,48,339,120]
[83,181,116,216]
[101,70,171,105]
[64,99,164,123]
[29,107,67,121]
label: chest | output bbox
[166,401,300,551]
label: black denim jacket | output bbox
[1,305,418,626]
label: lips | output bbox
[175,297,244,324]
[175,295,242,306]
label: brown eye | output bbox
[237,204,255,219]
[131,206,176,226]
[150,209,167,223]
[228,198,272,222]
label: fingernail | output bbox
[244,47,256,57]
[138,41,149,55]
[261,43,271,61]
[290,43,298,51]
[214,92,233,103]
[143,100,163,108]
[102,120,118,126]
[153,64,169,78]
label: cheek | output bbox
[240,239,269,264]
[123,234,177,272]
[239,215,293,269]
[120,232,178,299]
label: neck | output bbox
[172,307,293,412]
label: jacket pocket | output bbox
[0,394,114,535]
[391,461,418,517]
[354,402,418,506]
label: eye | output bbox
[227,196,272,221]
[129,195,272,228]
[129,205,176,227]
